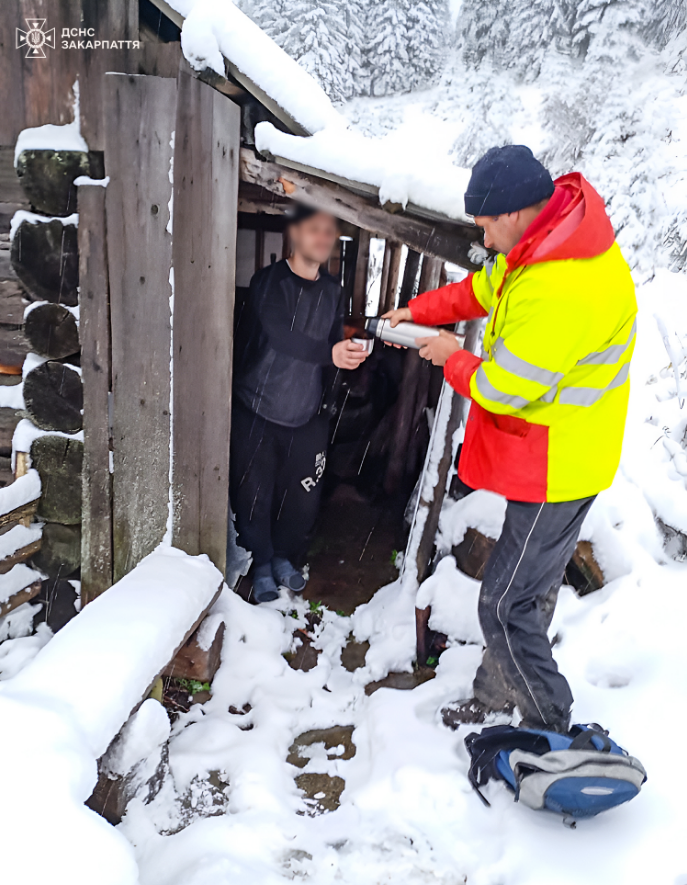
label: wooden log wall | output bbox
[171,65,240,574]
[0,109,98,621]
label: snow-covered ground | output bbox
[1,269,680,884]
[116,265,687,885]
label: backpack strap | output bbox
[569,725,612,753]
[464,727,553,805]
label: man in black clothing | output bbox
[231,208,368,602]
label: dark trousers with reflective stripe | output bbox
[230,402,330,569]
[473,495,595,731]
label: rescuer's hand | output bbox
[416,330,462,367]
[333,339,369,370]
[381,307,413,327]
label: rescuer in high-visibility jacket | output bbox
[384,145,637,732]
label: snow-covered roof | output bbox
[161,0,342,135]
[157,0,473,224]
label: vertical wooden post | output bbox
[78,181,113,603]
[351,229,371,317]
[378,239,392,312]
[171,64,240,575]
[384,257,443,496]
[397,249,422,308]
[387,242,404,312]
[103,73,177,581]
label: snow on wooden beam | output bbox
[0,566,42,618]
[0,524,42,575]
[240,149,481,271]
[148,0,311,137]
[0,468,41,530]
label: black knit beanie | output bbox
[464,145,554,217]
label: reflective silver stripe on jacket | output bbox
[558,362,630,406]
[492,337,565,387]
[577,319,637,366]
[475,366,530,409]
[540,385,558,404]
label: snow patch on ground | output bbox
[111,271,687,885]
[0,546,223,885]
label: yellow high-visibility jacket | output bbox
[409,173,637,503]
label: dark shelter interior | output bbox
[232,184,447,612]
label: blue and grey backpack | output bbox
[464,724,647,820]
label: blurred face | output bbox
[474,213,526,255]
[289,212,339,265]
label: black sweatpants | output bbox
[473,495,595,731]
[230,403,330,569]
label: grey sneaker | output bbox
[272,557,306,593]
[252,565,280,603]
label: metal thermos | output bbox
[365,317,441,349]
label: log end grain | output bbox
[23,361,83,433]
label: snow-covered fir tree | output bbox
[244,0,451,100]
[342,0,367,97]
[365,0,412,96]
[280,0,352,101]
[242,0,291,45]
[407,0,451,90]
[456,0,502,67]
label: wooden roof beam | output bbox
[240,149,482,272]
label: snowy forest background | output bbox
[239,0,687,280]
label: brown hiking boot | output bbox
[441,698,514,730]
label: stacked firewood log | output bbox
[0,144,100,623]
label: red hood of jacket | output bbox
[507,172,616,270]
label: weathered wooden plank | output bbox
[382,241,403,313]
[384,257,443,495]
[378,240,392,313]
[0,500,39,531]
[0,538,42,575]
[0,0,138,149]
[0,407,21,455]
[240,149,480,272]
[397,249,422,308]
[0,147,27,206]
[0,579,41,619]
[351,229,370,318]
[78,181,113,603]
[0,325,30,370]
[171,65,239,575]
[162,618,225,682]
[103,73,176,581]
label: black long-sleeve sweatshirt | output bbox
[233,259,345,428]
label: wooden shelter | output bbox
[0,0,480,617]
